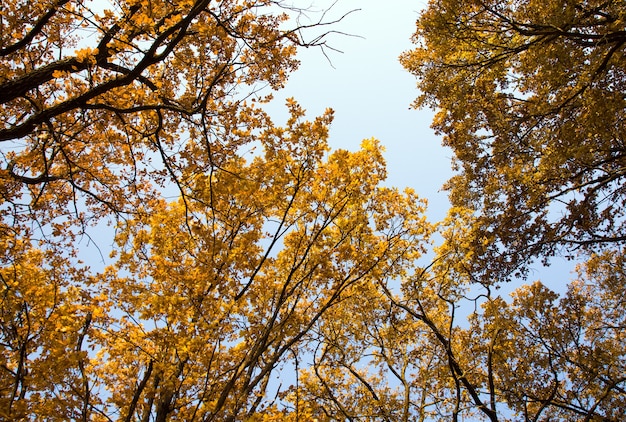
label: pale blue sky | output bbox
[266,0,451,221]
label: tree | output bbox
[401,0,626,281]
[445,249,626,421]
[0,98,433,419]
[276,210,626,421]
[392,0,626,418]
[0,0,344,231]
[267,1,626,419]
[2,1,418,419]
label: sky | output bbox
[265,0,451,221]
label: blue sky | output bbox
[266,0,452,221]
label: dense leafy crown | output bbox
[1,0,309,228]
[402,0,626,280]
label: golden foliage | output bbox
[1,1,625,421]
[402,0,626,282]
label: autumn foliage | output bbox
[1,0,625,421]
[401,0,626,282]
[399,0,626,419]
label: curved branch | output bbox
[0,0,71,57]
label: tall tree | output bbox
[0,1,402,420]
[366,0,626,419]
[276,211,626,421]
[0,99,433,420]
[401,0,626,281]
[0,0,342,230]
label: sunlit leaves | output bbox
[0,235,105,420]
[0,101,431,420]
[0,0,326,234]
[458,253,626,420]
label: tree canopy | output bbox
[1,0,626,421]
[395,0,626,418]
[401,0,626,281]
[0,0,340,229]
